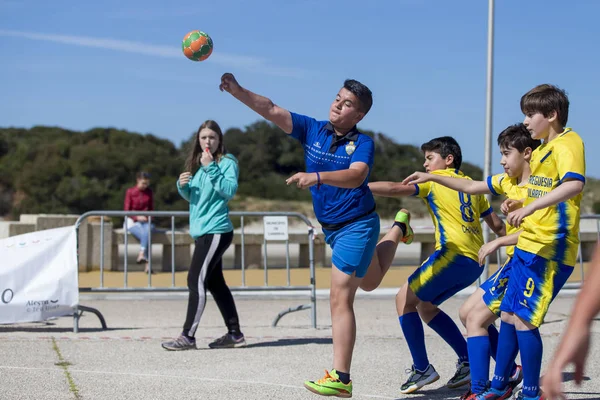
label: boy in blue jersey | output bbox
[405,84,586,400]
[403,124,541,399]
[369,136,506,394]
[220,73,412,397]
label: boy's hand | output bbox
[219,73,242,96]
[501,198,524,215]
[507,205,534,228]
[402,172,431,185]
[286,172,318,189]
[478,240,500,265]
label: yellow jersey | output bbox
[487,173,528,258]
[414,168,493,262]
[518,128,585,266]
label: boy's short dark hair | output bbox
[520,84,569,128]
[344,79,373,115]
[497,123,541,153]
[421,136,462,170]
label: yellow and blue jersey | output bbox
[518,128,585,266]
[486,174,528,258]
[413,168,493,262]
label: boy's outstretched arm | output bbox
[368,181,416,197]
[220,73,293,134]
[402,171,490,195]
[507,179,585,227]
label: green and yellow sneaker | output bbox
[395,208,414,244]
[304,369,352,398]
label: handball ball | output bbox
[182,30,213,61]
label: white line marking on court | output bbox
[0,366,396,399]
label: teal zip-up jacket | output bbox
[177,154,238,238]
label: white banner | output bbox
[264,216,289,241]
[0,226,79,324]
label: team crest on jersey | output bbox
[345,141,356,155]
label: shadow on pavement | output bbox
[244,337,333,348]
[391,386,468,400]
[0,323,140,334]
[562,371,591,383]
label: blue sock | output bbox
[427,311,468,362]
[491,321,519,390]
[335,370,351,384]
[467,336,490,394]
[399,312,429,371]
[517,329,543,397]
[488,324,519,376]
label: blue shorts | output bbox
[409,248,483,306]
[499,248,573,327]
[323,212,380,278]
[481,257,513,317]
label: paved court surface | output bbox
[1,292,599,400]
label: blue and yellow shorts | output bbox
[481,257,513,316]
[409,248,483,305]
[499,248,573,327]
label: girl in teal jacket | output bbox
[162,120,245,351]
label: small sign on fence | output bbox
[263,216,289,241]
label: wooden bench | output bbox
[110,230,328,271]
[231,232,327,268]
[112,228,194,272]
[90,222,600,272]
[7,214,596,272]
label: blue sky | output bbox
[1,0,598,177]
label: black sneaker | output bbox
[208,333,247,349]
[400,364,440,394]
[447,360,471,388]
[161,335,196,351]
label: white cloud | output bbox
[0,29,308,78]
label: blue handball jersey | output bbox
[289,112,376,225]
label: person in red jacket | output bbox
[123,171,154,273]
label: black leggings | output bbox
[182,231,241,338]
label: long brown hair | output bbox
[185,120,226,173]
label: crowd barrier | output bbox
[73,211,318,333]
[1,212,597,333]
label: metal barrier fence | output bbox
[73,211,317,333]
[486,213,600,289]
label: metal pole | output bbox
[147,215,152,286]
[481,0,495,284]
[124,220,129,288]
[578,231,584,282]
[100,217,105,288]
[263,235,268,286]
[286,239,290,287]
[241,216,246,287]
[171,216,176,287]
